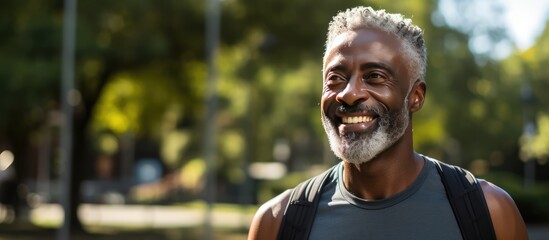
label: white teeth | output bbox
[342,116,373,124]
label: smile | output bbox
[341,116,375,124]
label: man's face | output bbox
[321,28,413,164]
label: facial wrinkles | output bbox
[322,70,410,164]
[321,28,414,164]
[323,56,345,81]
[326,34,403,86]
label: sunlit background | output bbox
[1,0,548,239]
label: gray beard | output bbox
[322,98,409,165]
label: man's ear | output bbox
[408,80,426,113]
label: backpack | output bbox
[276,159,496,240]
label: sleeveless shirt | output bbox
[308,158,463,240]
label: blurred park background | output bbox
[1,0,549,239]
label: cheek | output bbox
[364,88,392,109]
[320,90,337,115]
[369,86,392,99]
[368,83,404,107]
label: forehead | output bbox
[324,28,405,69]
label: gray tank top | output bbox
[309,158,463,240]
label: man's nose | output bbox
[335,76,369,106]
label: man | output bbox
[248,6,527,240]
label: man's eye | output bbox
[328,75,346,82]
[364,72,386,82]
[366,73,383,79]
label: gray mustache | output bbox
[336,104,384,115]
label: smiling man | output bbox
[248,6,527,240]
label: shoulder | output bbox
[479,179,528,240]
[248,189,292,240]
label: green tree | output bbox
[3,0,546,234]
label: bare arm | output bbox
[480,180,528,240]
[248,190,292,240]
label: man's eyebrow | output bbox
[325,59,347,73]
[327,64,346,73]
[360,62,395,75]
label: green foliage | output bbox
[91,67,182,137]
[2,0,549,216]
[516,23,549,164]
[0,0,60,133]
[527,114,549,162]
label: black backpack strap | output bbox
[434,160,496,240]
[277,165,337,240]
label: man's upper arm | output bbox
[480,180,528,240]
[248,189,292,240]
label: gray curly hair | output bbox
[324,6,427,82]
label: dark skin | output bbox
[248,28,528,240]
[322,28,424,200]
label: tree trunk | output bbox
[66,111,88,234]
[66,65,113,235]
